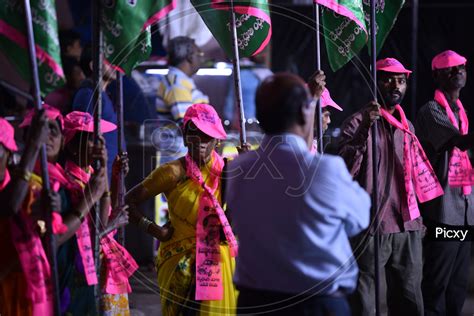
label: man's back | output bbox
[226,134,370,295]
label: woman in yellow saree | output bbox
[126,104,239,316]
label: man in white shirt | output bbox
[226,72,371,315]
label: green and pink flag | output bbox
[315,0,405,71]
[102,0,176,75]
[0,0,64,96]
[191,0,272,58]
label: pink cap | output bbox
[20,104,64,129]
[0,118,18,152]
[63,111,117,144]
[320,88,343,111]
[432,50,467,70]
[183,104,227,140]
[376,58,412,76]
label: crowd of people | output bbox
[0,26,472,316]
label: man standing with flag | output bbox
[415,50,473,316]
[156,36,209,124]
[338,58,443,316]
[155,36,209,163]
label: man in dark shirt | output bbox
[339,58,425,316]
[72,45,120,181]
[415,50,473,316]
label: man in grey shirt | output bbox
[226,72,371,315]
[415,50,473,316]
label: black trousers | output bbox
[351,230,424,316]
[422,237,471,316]
[237,287,351,316]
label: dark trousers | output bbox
[351,230,424,316]
[237,287,350,316]
[422,237,471,316]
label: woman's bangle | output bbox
[13,169,32,182]
[101,191,111,199]
[138,216,152,232]
[72,210,86,223]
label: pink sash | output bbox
[101,233,138,294]
[65,160,138,293]
[11,163,74,315]
[11,213,53,315]
[5,168,54,314]
[434,89,474,195]
[64,161,98,285]
[380,105,444,221]
[185,151,238,301]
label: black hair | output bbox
[59,30,81,54]
[79,44,93,78]
[62,55,81,79]
[256,73,308,134]
[168,37,195,67]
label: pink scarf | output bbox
[185,151,238,301]
[434,89,474,195]
[4,168,54,314]
[10,162,74,315]
[11,214,54,315]
[100,233,138,294]
[65,160,138,294]
[64,161,98,286]
[380,105,444,221]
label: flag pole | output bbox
[229,0,247,146]
[410,0,419,120]
[22,0,61,314]
[92,0,103,313]
[115,72,126,246]
[369,0,381,315]
[313,2,323,153]
[0,80,34,102]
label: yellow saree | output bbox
[142,157,237,316]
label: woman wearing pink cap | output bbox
[311,88,343,153]
[126,103,239,315]
[0,114,51,316]
[0,105,110,315]
[62,111,136,315]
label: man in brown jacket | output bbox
[338,58,429,316]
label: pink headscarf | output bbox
[0,117,18,152]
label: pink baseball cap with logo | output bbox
[183,104,227,140]
[0,118,18,152]
[63,111,117,144]
[432,50,467,70]
[20,104,64,129]
[320,88,343,111]
[376,58,412,76]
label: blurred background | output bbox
[1,1,473,314]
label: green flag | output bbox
[191,0,272,58]
[317,0,405,71]
[0,0,64,96]
[102,0,176,75]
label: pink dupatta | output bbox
[11,162,75,316]
[185,151,238,300]
[434,89,474,194]
[65,161,137,294]
[380,105,444,221]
